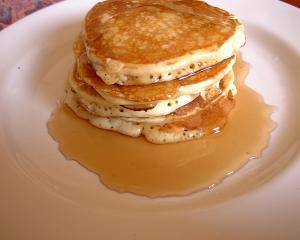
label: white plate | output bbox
[0,0,300,239]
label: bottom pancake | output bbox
[64,85,236,144]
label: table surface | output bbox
[0,0,300,30]
[0,0,299,30]
[0,0,63,30]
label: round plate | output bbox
[0,0,300,239]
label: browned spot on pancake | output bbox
[161,95,235,133]
[73,35,86,58]
[72,67,160,109]
[169,94,206,118]
[121,104,156,111]
[72,67,99,97]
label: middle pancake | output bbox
[76,52,236,105]
[69,63,236,121]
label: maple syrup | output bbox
[48,57,275,197]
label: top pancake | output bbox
[83,0,245,85]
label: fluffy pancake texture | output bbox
[83,0,245,85]
[63,0,245,144]
[65,84,235,144]
[69,68,199,119]
[75,45,236,102]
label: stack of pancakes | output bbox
[65,0,245,144]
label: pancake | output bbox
[65,84,235,144]
[143,94,235,144]
[76,50,236,103]
[69,67,199,118]
[67,67,235,122]
[118,70,236,124]
[61,0,246,144]
[69,57,235,119]
[83,0,245,85]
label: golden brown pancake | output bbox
[68,81,197,120]
[65,84,235,144]
[84,0,238,64]
[156,94,235,133]
[62,0,245,144]
[82,0,245,85]
[117,70,236,123]
[70,65,199,114]
[68,63,236,122]
[143,93,235,143]
[76,52,236,102]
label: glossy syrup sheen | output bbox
[48,58,275,197]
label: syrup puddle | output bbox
[48,57,275,197]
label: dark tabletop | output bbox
[0,0,63,30]
[0,0,298,31]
